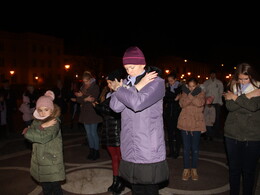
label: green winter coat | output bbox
[224,94,260,141]
[24,106,65,182]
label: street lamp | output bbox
[9,70,15,83]
[10,70,15,75]
[64,64,70,71]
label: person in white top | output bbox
[204,96,216,141]
[202,70,224,138]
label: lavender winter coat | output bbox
[110,77,166,164]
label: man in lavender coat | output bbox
[109,46,169,195]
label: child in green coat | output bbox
[23,90,65,195]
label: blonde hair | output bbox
[82,71,94,80]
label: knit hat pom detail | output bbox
[44,90,55,101]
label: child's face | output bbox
[167,77,176,85]
[238,74,250,85]
[37,107,52,118]
[107,80,113,90]
[188,81,197,91]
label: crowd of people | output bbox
[0,46,259,195]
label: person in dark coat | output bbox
[52,80,68,116]
[0,92,7,139]
[75,71,103,160]
[23,84,40,110]
[0,79,17,134]
[93,68,126,194]
[163,72,182,159]
[223,63,260,195]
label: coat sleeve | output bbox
[225,100,241,111]
[210,108,216,124]
[190,92,206,107]
[77,84,100,104]
[76,96,85,104]
[235,94,260,112]
[19,104,34,114]
[218,80,224,94]
[110,93,126,113]
[113,78,165,112]
[179,93,192,108]
[95,98,116,116]
[24,120,60,144]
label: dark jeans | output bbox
[225,137,260,195]
[41,181,63,195]
[132,184,159,195]
[213,104,221,136]
[181,131,201,168]
[84,123,99,150]
[206,126,214,138]
[166,116,181,157]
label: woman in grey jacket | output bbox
[223,63,260,195]
[109,46,169,195]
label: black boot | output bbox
[92,149,100,160]
[87,148,94,159]
[107,175,117,192]
[113,176,125,194]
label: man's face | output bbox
[210,73,216,80]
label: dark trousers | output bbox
[206,126,214,138]
[213,104,221,136]
[0,125,7,140]
[41,181,63,195]
[132,184,159,195]
[181,131,201,168]
[165,113,181,157]
[225,137,260,195]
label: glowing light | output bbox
[10,70,15,75]
[165,69,170,74]
[64,64,70,70]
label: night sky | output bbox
[1,15,259,71]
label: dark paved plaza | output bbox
[0,111,259,195]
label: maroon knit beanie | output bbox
[122,46,146,65]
